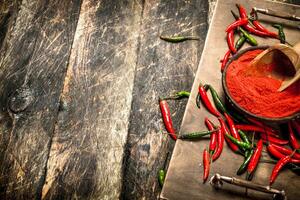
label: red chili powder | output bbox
[226,49,300,118]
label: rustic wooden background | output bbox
[0,0,298,200]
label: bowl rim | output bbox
[222,45,300,123]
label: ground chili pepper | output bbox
[203,148,210,183]
[269,150,295,185]
[159,99,177,140]
[205,118,218,156]
[198,84,221,117]
[226,49,300,118]
[247,139,263,180]
[288,121,300,150]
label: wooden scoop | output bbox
[250,42,300,91]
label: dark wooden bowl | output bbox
[222,46,300,124]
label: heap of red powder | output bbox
[226,49,300,118]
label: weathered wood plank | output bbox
[41,0,143,199]
[0,0,81,199]
[121,0,208,199]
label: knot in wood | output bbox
[8,87,34,113]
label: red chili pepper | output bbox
[288,121,300,150]
[159,99,177,140]
[226,18,248,33]
[236,124,277,137]
[247,139,263,180]
[221,50,231,72]
[246,118,279,134]
[205,118,217,156]
[224,113,241,141]
[252,20,277,38]
[219,118,239,153]
[212,127,224,161]
[242,24,272,37]
[198,84,221,117]
[272,144,300,160]
[236,4,247,19]
[267,144,300,164]
[270,151,294,185]
[261,134,289,145]
[227,30,236,53]
[203,148,210,183]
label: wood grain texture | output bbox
[121,0,208,199]
[0,0,81,199]
[41,0,143,199]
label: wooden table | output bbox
[0,0,298,199]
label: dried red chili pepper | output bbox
[225,18,248,33]
[224,113,241,141]
[267,144,300,164]
[205,118,217,156]
[198,84,221,117]
[227,30,237,53]
[212,127,224,161]
[203,148,210,183]
[272,144,300,160]
[219,118,239,153]
[261,134,289,145]
[288,121,300,150]
[269,150,295,185]
[159,99,177,140]
[221,50,231,72]
[247,139,263,180]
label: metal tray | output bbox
[160,0,300,199]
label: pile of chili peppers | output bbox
[158,3,296,189]
[160,84,300,186]
[220,4,285,72]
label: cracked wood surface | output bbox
[0,0,81,199]
[121,0,208,199]
[41,0,143,199]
